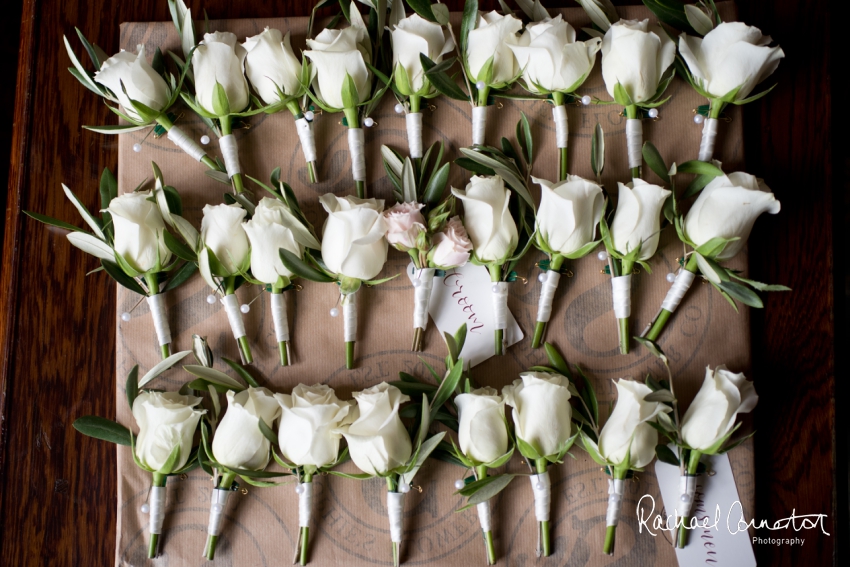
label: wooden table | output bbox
[0,1,839,566]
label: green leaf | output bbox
[644,389,676,403]
[454,157,495,176]
[402,432,445,485]
[328,470,374,480]
[73,415,132,446]
[460,0,478,59]
[341,73,360,109]
[517,112,533,165]
[211,81,231,116]
[642,0,697,35]
[99,167,118,213]
[183,365,245,390]
[677,160,724,176]
[634,336,668,362]
[456,474,516,511]
[101,260,146,294]
[158,444,181,475]
[406,0,437,21]
[515,437,541,461]
[163,261,197,292]
[421,54,469,101]
[258,419,279,445]
[458,148,534,210]
[717,430,756,454]
[719,281,764,308]
[23,210,84,233]
[695,236,735,258]
[613,82,632,107]
[454,324,468,354]
[574,365,599,428]
[280,249,336,282]
[729,273,791,292]
[543,343,570,378]
[694,253,727,285]
[684,4,714,35]
[163,230,197,262]
[731,84,777,106]
[64,35,106,97]
[125,366,139,410]
[62,184,106,239]
[422,162,450,206]
[429,361,463,424]
[222,357,261,388]
[579,432,609,466]
[642,142,669,184]
[484,446,514,469]
[67,232,115,262]
[139,350,192,388]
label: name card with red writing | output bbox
[419,263,523,367]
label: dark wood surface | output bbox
[0,1,839,566]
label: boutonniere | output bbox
[381,142,470,351]
[25,165,197,358]
[453,114,537,355]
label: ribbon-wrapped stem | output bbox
[532,254,565,349]
[531,459,552,557]
[270,291,291,366]
[218,115,245,194]
[287,101,318,183]
[297,473,314,566]
[603,476,626,555]
[222,278,252,364]
[644,254,700,343]
[147,473,167,558]
[204,472,236,560]
[385,476,404,567]
[343,107,366,198]
[411,268,436,351]
[474,466,496,565]
[144,274,171,359]
[406,95,424,164]
[625,105,642,180]
[551,92,569,181]
[488,264,508,356]
[154,113,220,172]
[342,291,357,369]
[677,450,703,548]
[611,257,634,355]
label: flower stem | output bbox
[618,258,634,354]
[385,476,400,567]
[205,473,236,560]
[625,105,640,180]
[288,102,318,183]
[220,115,245,194]
[279,341,289,366]
[488,264,504,356]
[474,466,496,564]
[551,93,568,180]
[345,341,355,370]
[645,254,699,342]
[299,473,313,565]
[144,274,171,360]
[476,85,490,108]
[603,525,616,555]
[147,473,167,558]
[532,255,564,349]
[708,98,723,119]
[410,94,421,113]
[678,450,703,548]
[155,114,221,172]
[343,107,366,198]
[535,459,551,557]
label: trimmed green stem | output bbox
[708,98,724,119]
[488,264,504,356]
[532,255,564,348]
[299,473,313,565]
[148,473,167,558]
[220,115,245,194]
[476,85,490,108]
[346,341,355,370]
[238,336,253,364]
[409,94,421,113]
[552,93,568,180]
[386,476,399,567]
[145,274,171,360]
[279,341,289,366]
[625,105,640,180]
[678,450,703,548]
[155,114,221,172]
[645,254,700,342]
[618,258,635,354]
[205,473,236,560]
[603,525,616,556]
[535,459,551,557]
[474,466,496,564]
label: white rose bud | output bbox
[391,14,455,94]
[452,175,519,263]
[679,22,784,101]
[242,27,303,105]
[466,11,523,85]
[508,15,601,93]
[601,19,676,103]
[212,387,282,471]
[200,203,250,275]
[107,190,172,272]
[304,24,372,109]
[684,172,780,260]
[384,202,426,250]
[132,391,205,472]
[338,382,412,475]
[274,384,352,468]
[456,387,509,464]
[319,194,389,280]
[503,372,573,457]
[94,45,170,122]
[610,179,671,260]
[534,175,605,256]
[429,216,473,268]
[192,31,250,115]
[243,197,320,285]
[681,366,758,452]
[597,380,671,468]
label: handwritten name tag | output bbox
[418,263,523,367]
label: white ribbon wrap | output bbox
[221,294,246,340]
[660,270,696,313]
[298,483,313,528]
[219,134,242,177]
[472,106,488,146]
[405,112,424,158]
[536,270,561,323]
[295,118,317,163]
[347,128,366,181]
[529,472,551,522]
[676,475,698,517]
[552,105,569,148]
[270,292,290,343]
[611,275,632,319]
[606,478,625,527]
[146,293,172,346]
[625,119,643,169]
[387,491,405,543]
[491,282,509,331]
[166,126,205,162]
[698,118,719,162]
[342,293,357,342]
[476,501,492,532]
[149,486,166,535]
[207,488,231,536]
[412,268,436,330]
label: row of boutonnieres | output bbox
[70,331,758,563]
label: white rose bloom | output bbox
[243,197,321,285]
[466,11,523,85]
[338,382,412,475]
[274,384,352,468]
[192,31,250,115]
[534,175,604,256]
[242,27,303,105]
[601,19,676,103]
[391,14,454,94]
[679,22,784,101]
[508,15,601,93]
[319,194,388,280]
[503,372,573,457]
[610,179,671,260]
[304,24,372,109]
[107,190,172,272]
[212,387,282,471]
[452,175,519,263]
[684,172,780,260]
[597,380,670,468]
[94,45,170,121]
[132,391,205,472]
[456,387,509,464]
[681,366,758,452]
[200,203,250,274]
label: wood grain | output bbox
[0,2,837,567]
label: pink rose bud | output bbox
[430,216,473,268]
[384,202,427,250]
